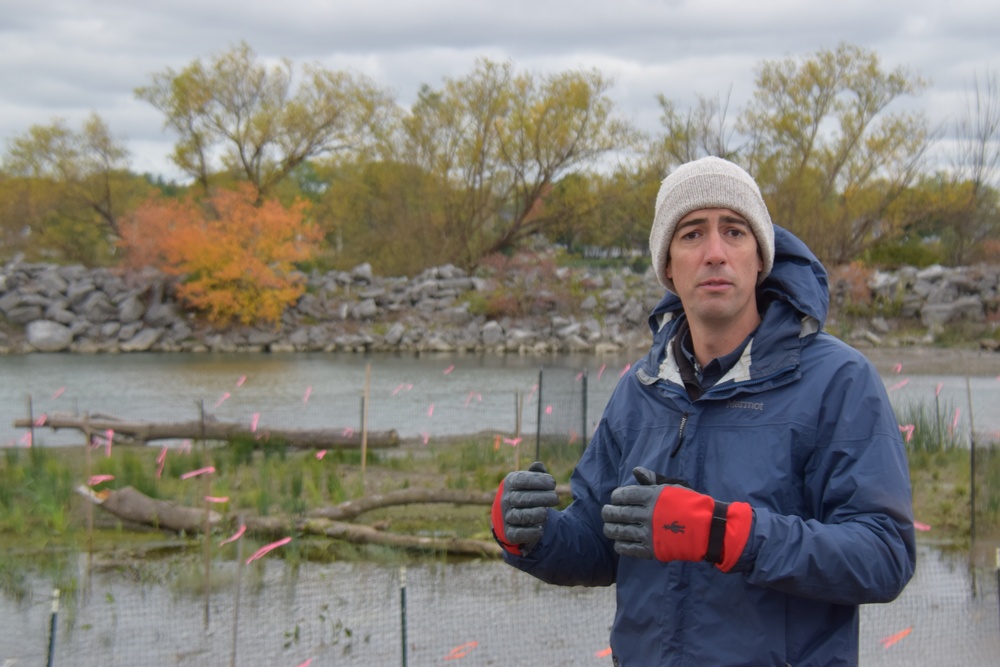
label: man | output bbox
[491,157,916,666]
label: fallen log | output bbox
[18,412,399,449]
[306,484,572,521]
[77,484,505,557]
[77,485,221,533]
[308,488,496,520]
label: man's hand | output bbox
[491,461,559,556]
[601,467,752,572]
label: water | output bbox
[0,351,635,448]
[2,350,999,448]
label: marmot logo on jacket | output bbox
[727,399,764,411]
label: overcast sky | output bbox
[2,0,997,181]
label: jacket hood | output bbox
[646,225,829,336]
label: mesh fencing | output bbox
[2,546,998,666]
[1,358,999,666]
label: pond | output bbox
[3,349,1000,448]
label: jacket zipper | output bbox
[670,412,689,457]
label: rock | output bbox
[351,263,374,284]
[246,329,280,346]
[920,297,985,327]
[482,321,504,346]
[66,279,96,305]
[916,265,947,282]
[170,322,193,342]
[1,258,998,356]
[120,328,164,352]
[385,322,406,346]
[118,295,146,323]
[100,322,121,339]
[870,317,891,334]
[601,289,626,312]
[860,330,883,346]
[556,322,581,339]
[26,320,73,352]
[79,292,118,323]
[145,302,178,328]
[6,305,43,324]
[37,270,68,296]
[563,334,593,352]
[622,301,647,325]
[594,342,622,355]
[507,328,538,346]
[118,322,142,341]
[287,328,310,346]
[352,298,379,320]
[0,291,22,314]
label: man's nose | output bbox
[704,230,727,263]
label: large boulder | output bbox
[26,320,73,352]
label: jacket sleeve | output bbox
[739,356,917,604]
[501,418,621,587]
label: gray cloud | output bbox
[2,0,996,180]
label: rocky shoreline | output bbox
[0,256,998,359]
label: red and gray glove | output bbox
[601,467,752,572]
[491,461,559,556]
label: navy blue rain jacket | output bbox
[503,226,916,666]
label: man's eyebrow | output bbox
[675,217,707,232]
[675,214,750,232]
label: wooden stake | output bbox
[361,362,372,489]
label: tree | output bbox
[543,165,656,259]
[319,159,450,276]
[135,42,397,201]
[739,43,930,264]
[397,58,639,269]
[945,68,1000,264]
[653,90,741,166]
[120,185,321,325]
[1,113,141,263]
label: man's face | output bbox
[665,208,762,326]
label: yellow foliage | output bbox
[120,184,321,325]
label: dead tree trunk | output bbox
[307,488,496,520]
[77,485,221,533]
[19,412,399,449]
[77,485,509,557]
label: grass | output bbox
[897,398,1000,549]
[0,406,995,580]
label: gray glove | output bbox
[491,461,559,555]
[602,467,751,571]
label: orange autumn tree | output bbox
[121,184,321,325]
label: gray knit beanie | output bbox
[649,156,774,293]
